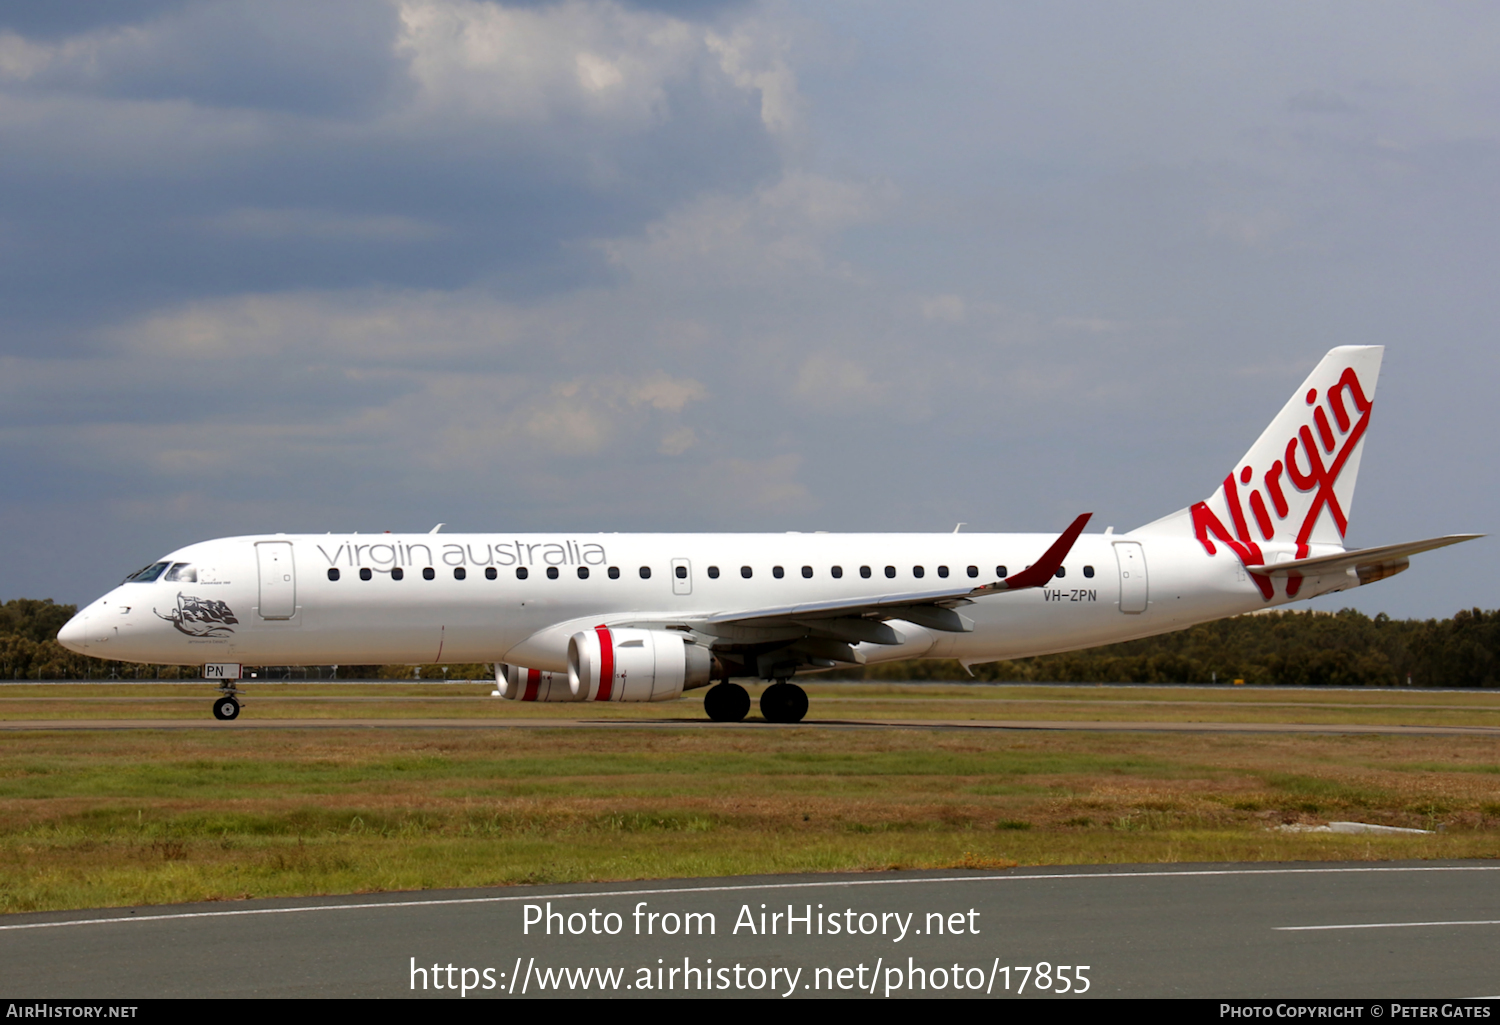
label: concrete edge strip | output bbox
[3,865,1499,933]
[0,719,1495,737]
[1278,919,1500,931]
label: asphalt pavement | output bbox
[3,862,1498,998]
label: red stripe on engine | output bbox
[523,667,539,702]
[594,625,614,701]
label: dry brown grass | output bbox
[3,680,1500,726]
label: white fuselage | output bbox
[57,530,1354,672]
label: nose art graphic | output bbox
[155,593,239,637]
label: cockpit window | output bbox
[164,563,197,583]
[124,561,170,583]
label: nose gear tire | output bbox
[213,697,240,721]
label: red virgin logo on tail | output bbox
[1191,366,1372,599]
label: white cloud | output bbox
[598,170,894,283]
[793,353,888,406]
[1202,208,1289,249]
[695,453,813,513]
[657,426,696,456]
[921,294,965,323]
[0,31,57,80]
[395,0,707,127]
[706,22,803,137]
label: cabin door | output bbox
[256,541,297,620]
[1113,542,1148,614]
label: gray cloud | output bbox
[0,0,780,348]
[0,1,193,40]
[1,1,1496,624]
[11,1,408,116]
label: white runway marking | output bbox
[1278,919,1500,931]
[3,864,1499,933]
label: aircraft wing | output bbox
[701,513,1092,635]
[1251,533,1483,578]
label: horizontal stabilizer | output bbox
[1251,534,1482,577]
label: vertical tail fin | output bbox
[1136,346,1383,594]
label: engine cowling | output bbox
[496,663,581,701]
[567,627,712,702]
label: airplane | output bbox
[56,345,1479,723]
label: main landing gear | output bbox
[704,680,808,723]
[759,681,808,724]
[211,682,241,721]
[704,682,750,722]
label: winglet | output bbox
[972,513,1093,594]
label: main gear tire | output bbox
[759,682,808,724]
[212,696,240,721]
[704,683,750,722]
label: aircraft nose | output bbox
[56,613,89,654]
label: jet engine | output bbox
[496,663,580,701]
[567,627,713,702]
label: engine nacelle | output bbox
[496,663,581,701]
[567,627,712,702]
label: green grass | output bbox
[1,683,1499,914]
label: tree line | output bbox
[2,597,1497,687]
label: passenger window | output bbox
[831,566,843,579]
[996,566,1008,578]
[1055,567,1066,578]
[773,566,785,579]
[639,566,652,579]
[801,566,813,578]
[884,566,896,578]
[360,568,372,581]
[912,566,924,578]
[454,567,466,580]
[327,568,340,582]
[860,566,872,578]
[578,567,589,579]
[485,567,497,580]
[937,565,949,578]
[967,565,978,578]
[741,566,753,579]
[516,567,529,580]
[707,566,720,579]
[164,563,197,583]
[392,567,405,580]
[547,567,559,579]
[422,567,435,580]
[608,566,620,579]
[675,565,687,579]
[1083,565,1095,578]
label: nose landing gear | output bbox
[211,682,241,721]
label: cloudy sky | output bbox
[2,1,1496,618]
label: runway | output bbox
[3,862,1498,998]
[0,717,1496,736]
